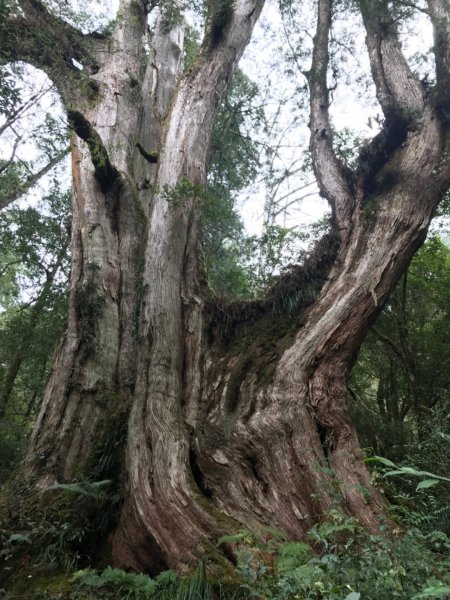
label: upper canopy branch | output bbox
[0,0,101,108]
[203,0,236,49]
[161,0,265,181]
[426,0,450,112]
[308,0,354,231]
[352,1,429,196]
[0,147,69,211]
[359,0,424,124]
[200,0,265,58]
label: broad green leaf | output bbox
[384,467,450,484]
[395,467,418,475]
[345,593,361,600]
[416,479,440,491]
[413,584,450,598]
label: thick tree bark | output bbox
[23,0,150,486]
[4,0,450,578]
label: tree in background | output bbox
[1,0,450,577]
[0,59,69,211]
[349,233,450,534]
[202,68,262,298]
[350,235,450,458]
[0,183,70,481]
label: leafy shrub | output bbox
[224,512,450,600]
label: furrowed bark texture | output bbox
[24,0,150,483]
[10,0,450,577]
[111,0,267,572]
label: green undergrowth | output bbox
[2,510,450,599]
[0,475,120,594]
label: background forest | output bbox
[1,0,450,598]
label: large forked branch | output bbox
[200,0,265,67]
[0,0,100,107]
[162,0,266,170]
[427,0,450,110]
[359,0,424,122]
[308,0,353,233]
[1,0,147,192]
[354,1,425,191]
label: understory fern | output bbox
[68,517,450,600]
[5,510,450,599]
[73,563,248,599]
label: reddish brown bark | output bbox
[3,0,450,577]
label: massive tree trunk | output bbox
[2,0,450,576]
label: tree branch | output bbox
[172,0,266,168]
[0,87,50,137]
[0,238,68,417]
[0,147,70,211]
[400,1,430,15]
[201,0,265,57]
[371,325,404,360]
[354,1,427,195]
[427,0,450,113]
[355,117,410,195]
[359,0,424,123]
[308,0,354,231]
[0,134,22,176]
[204,0,236,50]
[0,0,100,108]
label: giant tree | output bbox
[1,0,450,575]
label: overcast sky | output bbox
[0,0,435,237]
